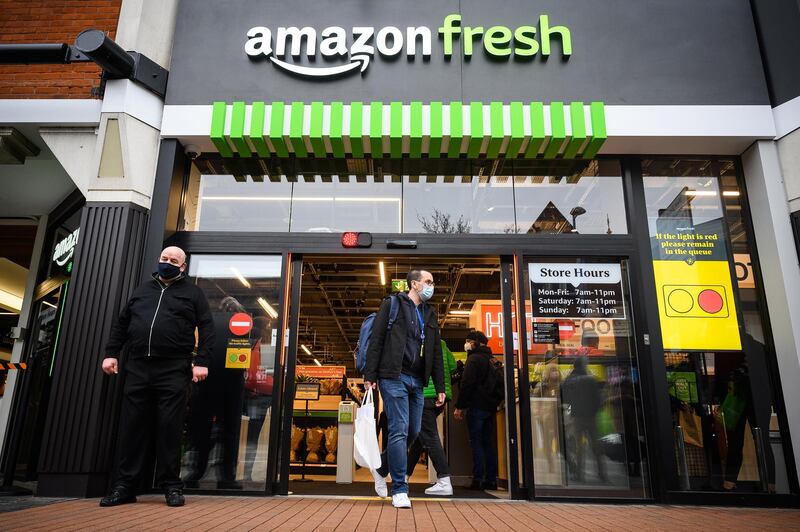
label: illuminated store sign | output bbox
[245,14,572,79]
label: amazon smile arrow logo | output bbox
[269,53,370,78]
[244,15,572,80]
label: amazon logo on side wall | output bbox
[244,14,572,79]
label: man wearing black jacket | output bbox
[454,330,500,490]
[99,246,215,508]
[364,269,445,509]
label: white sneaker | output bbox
[424,477,453,496]
[392,493,412,508]
[371,470,388,498]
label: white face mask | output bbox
[464,342,473,352]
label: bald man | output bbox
[100,246,214,508]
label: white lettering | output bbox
[406,26,432,56]
[376,26,403,56]
[351,26,375,56]
[275,26,316,57]
[320,26,348,56]
[244,26,272,56]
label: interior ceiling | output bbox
[298,256,502,369]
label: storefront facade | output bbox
[4,0,800,507]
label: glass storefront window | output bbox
[524,257,649,497]
[290,174,401,233]
[181,255,283,491]
[513,160,627,235]
[403,175,515,234]
[643,158,790,494]
[182,158,628,235]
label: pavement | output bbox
[1,494,799,531]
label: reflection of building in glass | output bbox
[528,201,574,234]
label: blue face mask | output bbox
[158,261,182,279]
[418,284,434,302]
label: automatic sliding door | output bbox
[523,257,650,498]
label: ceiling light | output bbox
[379,261,386,285]
[722,190,740,197]
[301,344,312,356]
[448,310,472,316]
[257,297,278,318]
[314,358,322,367]
[230,267,250,288]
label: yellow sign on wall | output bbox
[652,260,741,350]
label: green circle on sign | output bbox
[229,354,238,362]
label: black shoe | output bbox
[217,480,243,490]
[165,490,185,507]
[468,479,483,490]
[99,489,136,507]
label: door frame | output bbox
[271,252,527,498]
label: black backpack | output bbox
[484,358,506,405]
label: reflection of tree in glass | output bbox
[503,224,518,234]
[416,209,471,234]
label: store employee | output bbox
[99,246,215,508]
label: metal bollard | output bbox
[675,425,691,490]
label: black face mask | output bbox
[158,261,182,279]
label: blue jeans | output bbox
[376,373,424,495]
[466,407,498,484]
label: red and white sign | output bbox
[557,320,575,341]
[229,312,253,336]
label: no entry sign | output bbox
[229,312,253,336]
[557,320,576,341]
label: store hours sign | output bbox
[529,263,626,320]
[244,14,572,79]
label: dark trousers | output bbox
[572,416,607,482]
[115,357,191,493]
[466,407,498,484]
[407,398,450,479]
[185,371,244,482]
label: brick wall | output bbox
[0,1,122,99]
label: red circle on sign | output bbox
[239,354,247,362]
[697,289,724,314]
[557,320,575,341]
[229,312,253,336]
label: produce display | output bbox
[305,427,324,462]
[324,426,338,463]
[290,425,304,462]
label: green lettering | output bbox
[513,26,539,56]
[539,15,571,56]
[438,14,462,57]
[463,26,484,56]
[484,26,512,56]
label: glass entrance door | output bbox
[11,283,67,484]
[277,254,523,499]
[521,257,650,498]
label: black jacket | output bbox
[105,273,215,366]
[364,293,444,393]
[455,346,498,411]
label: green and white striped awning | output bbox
[210,101,606,159]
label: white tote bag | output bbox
[353,388,382,470]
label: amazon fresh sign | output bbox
[245,14,572,79]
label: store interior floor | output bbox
[288,255,507,499]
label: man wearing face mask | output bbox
[364,270,445,509]
[99,246,215,508]
[454,331,500,491]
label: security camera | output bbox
[184,144,201,160]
